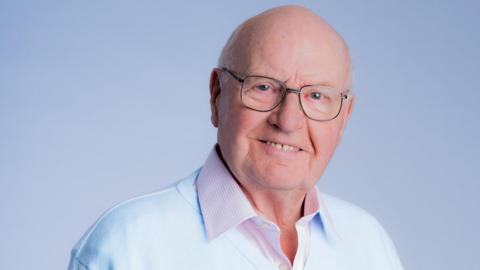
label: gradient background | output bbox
[1,1,479,269]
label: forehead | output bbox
[251,43,348,87]
[231,20,351,88]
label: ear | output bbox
[209,69,222,127]
[336,95,355,145]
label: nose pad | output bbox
[267,91,305,132]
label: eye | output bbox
[256,84,271,91]
[310,92,323,100]
[303,89,333,105]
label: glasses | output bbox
[220,67,349,121]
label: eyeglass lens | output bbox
[240,76,343,121]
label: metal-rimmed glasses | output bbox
[219,67,349,121]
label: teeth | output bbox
[265,141,298,151]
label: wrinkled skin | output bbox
[209,5,354,262]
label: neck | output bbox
[238,182,306,264]
[240,184,307,227]
[215,144,308,226]
[215,145,309,263]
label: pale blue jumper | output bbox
[68,169,403,270]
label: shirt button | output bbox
[278,263,290,270]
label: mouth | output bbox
[260,140,303,152]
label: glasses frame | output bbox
[219,67,350,122]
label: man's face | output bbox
[211,27,353,193]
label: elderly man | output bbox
[68,6,403,270]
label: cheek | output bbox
[216,94,266,167]
[218,99,262,144]
[309,121,343,170]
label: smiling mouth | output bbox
[260,140,302,152]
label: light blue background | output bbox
[1,1,479,269]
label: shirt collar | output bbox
[196,147,340,241]
[315,189,342,242]
[196,148,257,240]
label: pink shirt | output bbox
[196,148,337,270]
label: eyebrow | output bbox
[242,67,338,89]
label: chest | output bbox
[117,227,366,270]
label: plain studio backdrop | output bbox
[1,0,479,269]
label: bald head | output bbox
[210,5,356,199]
[218,5,352,89]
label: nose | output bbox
[267,91,305,133]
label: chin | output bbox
[253,168,309,191]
